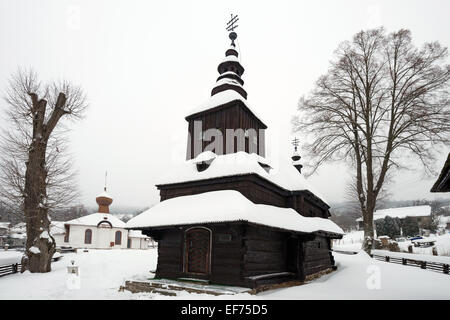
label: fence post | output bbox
[444,264,449,275]
[421,261,426,269]
[402,258,406,265]
[385,256,390,262]
[12,263,18,273]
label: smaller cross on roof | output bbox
[292,137,300,152]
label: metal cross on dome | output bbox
[292,137,300,152]
[226,14,239,32]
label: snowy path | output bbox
[0,249,449,299]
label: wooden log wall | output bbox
[242,225,287,277]
[209,224,245,286]
[159,175,330,219]
[155,229,183,279]
[302,236,333,276]
[155,224,245,286]
[159,176,286,208]
[186,102,266,160]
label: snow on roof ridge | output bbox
[157,151,328,204]
[222,55,239,63]
[356,205,432,221]
[213,77,243,88]
[126,190,343,235]
[191,151,217,163]
[97,191,113,199]
[65,212,126,228]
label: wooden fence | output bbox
[0,262,21,277]
[0,255,63,277]
[371,252,450,275]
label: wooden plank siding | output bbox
[150,222,335,288]
[155,224,245,285]
[243,225,288,277]
[186,101,266,160]
[302,236,333,276]
[158,174,330,219]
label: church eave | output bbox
[128,220,342,239]
[155,172,329,210]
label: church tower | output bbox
[127,15,343,289]
[185,21,267,160]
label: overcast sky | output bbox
[0,0,449,210]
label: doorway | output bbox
[185,227,211,275]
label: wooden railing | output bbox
[0,255,63,277]
[371,252,450,275]
[0,263,21,277]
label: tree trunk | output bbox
[21,102,56,273]
[362,207,375,254]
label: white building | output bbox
[127,230,153,249]
[54,189,151,250]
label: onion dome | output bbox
[96,187,113,214]
[211,31,247,99]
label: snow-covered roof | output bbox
[127,190,343,236]
[0,222,10,229]
[50,221,66,235]
[438,216,450,227]
[191,150,217,163]
[186,90,265,125]
[9,232,26,239]
[65,213,126,228]
[356,205,432,222]
[220,71,240,77]
[128,230,149,239]
[157,151,328,204]
[213,77,243,88]
[9,222,25,234]
[222,55,240,63]
[97,191,112,199]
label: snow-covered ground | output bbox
[333,231,450,257]
[0,250,23,265]
[397,234,450,256]
[1,248,449,299]
[0,249,158,299]
[332,230,364,251]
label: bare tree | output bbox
[293,28,450,252]
[0,69,87,272]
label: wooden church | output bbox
[127,18,343,288]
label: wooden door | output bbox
[185,228,211,275]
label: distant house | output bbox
[127,230,152,249]
[430,153,450,193]
[50,221,67,246]
[7,222,27,248]
[356,205,432,230]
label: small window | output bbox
[115,231,122,245]
[84,229,92,244]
